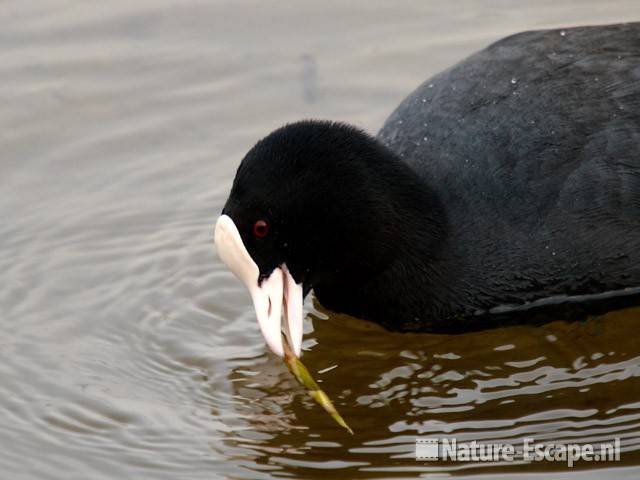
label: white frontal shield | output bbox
[214,215,303,357]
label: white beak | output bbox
[214,215,304,357]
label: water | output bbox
[2,1,640,478]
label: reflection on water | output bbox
[2,0,640,479]
[226,305,640,477]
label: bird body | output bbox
[374,22,640,330]
[215,22,640,355]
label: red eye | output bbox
[253,220,269,238]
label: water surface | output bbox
[3,1,640,478]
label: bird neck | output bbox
[311,145,453,326]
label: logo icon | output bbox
[416,438,439,460]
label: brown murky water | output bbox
[3,1,640,478]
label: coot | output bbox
[215,22,640,357]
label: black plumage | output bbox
[222,23,640,333]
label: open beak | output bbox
[214,215,304,357]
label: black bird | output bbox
[215,22,640,357]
